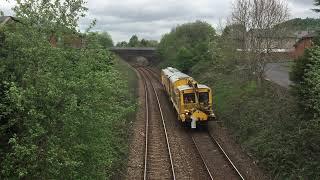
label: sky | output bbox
[1,0,319,43]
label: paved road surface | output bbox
[265,62,292,88]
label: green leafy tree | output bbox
[140,38,148,47]
[86,32,114,48]
[128,34,140,47]
[289,46,320,178]
[0,0,135,179]
[116,41,128,47]
[158,20,217,72]
[291,47,320,119]
[97,32,114,48]
[14,0,87,36]
[313,0,320,12]
[175,47,194,73]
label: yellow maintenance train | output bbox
[161,67,215,128]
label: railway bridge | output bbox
[109,47,160,65]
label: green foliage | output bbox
[116,41,128,47]
[277,18,320,31]
[193,59,320,178]
[291,46,320,119]
[140,39,158,47]
[86,32,114,48]
[313,0,320,12]
[0,0,136,179]
[14,0,88,34]
[128,35,139,47]
[0,22,136,179]
[157,20,217,73]
[117,35,158,48]
[191,26,320,178]
[175,47,194,73]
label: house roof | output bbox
[302,31,318,38]
[0,16,12,25]
[0,16,21,27]
[294,31,318,47]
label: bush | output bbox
[192,48,320,178]
[157,21,217,73]
[291,46,320,119]
[0,23,136,179]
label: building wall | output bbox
[293,38,313,59]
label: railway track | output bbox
[144,67,162,83]
[139,66,244,180]
[137,67,176,180]
[191,131,245,180]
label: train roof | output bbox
[169,72,191,83]
[162,67,180,78]
[177,84,211,91]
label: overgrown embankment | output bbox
[0,22,137,179]
[192,57,320,179]
[191,58,320,178]
[192,62,294,177]
[158,20,320,179]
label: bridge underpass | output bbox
[109,47,160,65]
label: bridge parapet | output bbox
[109,47,159,65]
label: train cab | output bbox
[161,67,215,128]
[177,84,215,127]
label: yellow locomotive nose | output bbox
[191,110,208,121]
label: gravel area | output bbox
[125,70,145,180]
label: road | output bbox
[265,62,293,88]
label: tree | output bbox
[128,35,139,47]
[116,41,128,47]
[86,32,113,48]
[232,0,289,85]
[158,21,217,72]
[0,0,134,179]
[313,0,320,12]
[140,38,148,47]
[13,0,88,36]
[291,47,320,119]
[175,47,194,73]
[139,39,158,47]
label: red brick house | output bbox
[293,32,317,59]
[1,16,84,48]
[49,32,84,48]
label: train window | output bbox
[183,93,195,104]
[199,92,209,104]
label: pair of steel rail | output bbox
[138,66,244,180]
[138,68,176,180]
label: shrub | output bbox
[0,22,136,179]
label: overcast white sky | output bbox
[1,0,319,42]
